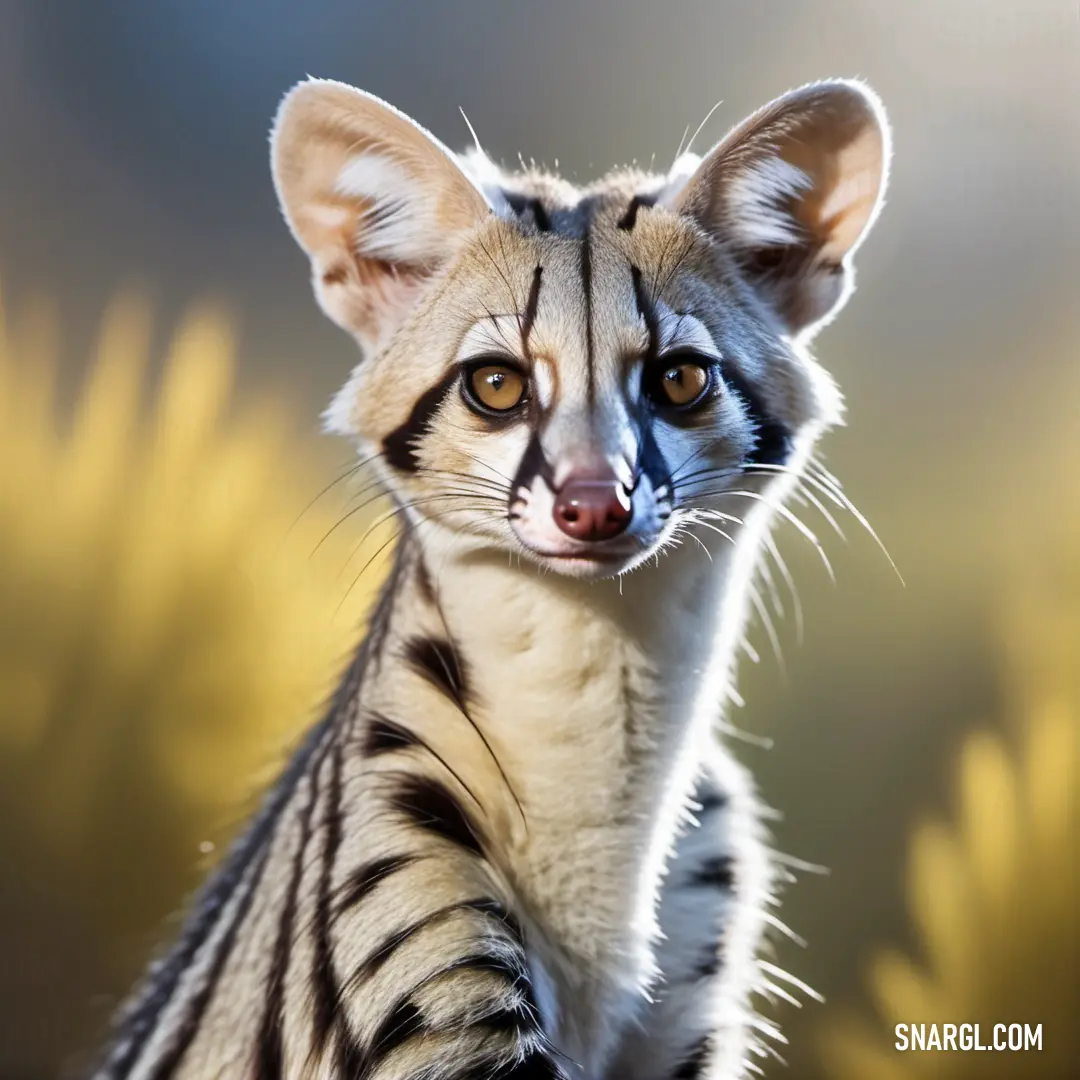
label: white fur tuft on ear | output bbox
[662,79,890,339]
[270,78,493,363]
[724,157,814,247]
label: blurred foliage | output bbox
[819,542,1079,1078]
[0,285,382,961]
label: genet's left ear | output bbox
[661,80,890,339]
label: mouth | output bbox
[516,537,659,579]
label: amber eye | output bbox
[653,359,712,408]
[464,363,528,414]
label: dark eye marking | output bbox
[382,368,461,473]
[714,360,793,465]
[630,264,792,462]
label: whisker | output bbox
[335,528,401,616]
[764,533,803,646]
[336,494,504,577]
[744,462,903,585]
[747,583,785,677]
[285,452,378,537]
[451,449,515,487]
[697,489,834,582]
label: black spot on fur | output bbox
[383,368,461,472]
[672,1037,712,1079]
[693,945,722,980]
[404,636,470,710]
[696,789,729,815]
[691,855,735,891]
[390,774,485,856]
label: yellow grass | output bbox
[0,286,385,939]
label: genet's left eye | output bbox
[646,357,714,409]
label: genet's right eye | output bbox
[462,360,529,416]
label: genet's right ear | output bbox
[660,80,890,340]
[271,79,493,357]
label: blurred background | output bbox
[0,1,1077,1077]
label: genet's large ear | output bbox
[271,79,492,356]
[661,80,890,339]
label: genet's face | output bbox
[352,203,821,580]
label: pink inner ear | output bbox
[813,138,885,259]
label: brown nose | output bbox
[553,478,633,542]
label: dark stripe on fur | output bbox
[414,553,437,606]
[404,635,470,710]
[390,773,486,856]
[504,193,552,234]
[95,718,332,1078]
[529,199,552,233]
[365,999,426,1065]
[362,713,421,756]
[618,193,658,230]
[144,836,277,1080]
[634,263,790,463]
[336,854,417,915]
[382,368,461,472]
[360,711,486,817]
[521,266,543,363]
[510,431,555,501]
[256,747,327,1078]
[631,265,660,363]
[358,898,505,981]
[358,951,530,1075]
[459,1050,568,1079]
[581,227,596,408]
[311,739,347,1048]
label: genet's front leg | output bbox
[605,743,776,1080]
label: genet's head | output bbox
[271,79,888,579]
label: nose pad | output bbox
[553,477,633,542]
